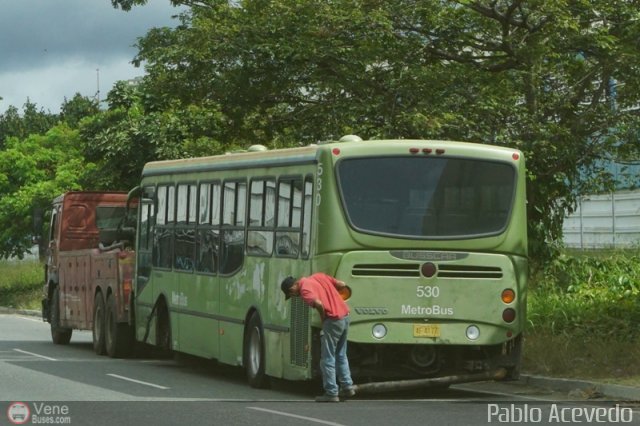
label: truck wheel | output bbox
[92,292,106,355]
[244,313,270,389]
[50,287,72,345]
[105,293,133,358]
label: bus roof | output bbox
[141,138,522,178]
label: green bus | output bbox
[132,136,528,388]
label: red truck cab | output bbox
[42,191,137,357]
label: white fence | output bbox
[563,190,640,249]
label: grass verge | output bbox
[523,333,640,386]
[524,249,640,386]
[0,260,43,310]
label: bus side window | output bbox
[220,181,246,275]
[153,184,174,269]
[301,176,313,258]
[275,177,302,258]
[196,182,220,274]
[247,178,275,257]
[174,184,196,272]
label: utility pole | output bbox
[96,68,100,105]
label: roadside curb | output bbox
[521,374,640,401]
[0,306,41,318]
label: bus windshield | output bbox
[337,156,516,238]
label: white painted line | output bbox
[247,407,347,426]
[107,373,170,390]
[13,348,57,361]
[15,316,45,323]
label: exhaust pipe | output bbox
[353,368,508,395]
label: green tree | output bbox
[60,94,100,129]
[0,125,94,258]
[79,81,228,190]
[0,101,58,149]
[113,0,640,260]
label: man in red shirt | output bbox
[281,273,356,402]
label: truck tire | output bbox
[50,287,72,345]
[92,292,106,355]
[244,312,270,389]
[105,293,133,358]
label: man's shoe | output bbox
[315,394,340,403]
[339,387,356,398]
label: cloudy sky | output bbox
[0,1,182,113]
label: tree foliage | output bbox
[0,125,92,258]
[1,0,640,261]
[79,81,228,190]
[126,0,640,259]
[0,101,58,149]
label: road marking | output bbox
[13,348,57,361]
[107,373,170,390]
[247,407,347,426]
[15,316,44,323]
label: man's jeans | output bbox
[320,315,353,396]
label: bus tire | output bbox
[244,313,270,389]
[105,293,133,358]
[92,292,106,355]
[50,286,72,345]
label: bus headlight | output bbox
[466,325,480,340]
[372,323,387,339]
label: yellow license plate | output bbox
[413,324,440,338]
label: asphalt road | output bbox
[2,313,638,426]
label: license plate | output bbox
[413,324,440,338]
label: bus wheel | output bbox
[92,292,106,355]
[105,293,133,358]
[50,286,72,345]
[244,313,270,389]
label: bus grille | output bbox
[290,297,309,367]
[437,265,503,279]
[352,264,503,279]
[352,264,421,277]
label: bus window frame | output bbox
[247,176,276,258]
[154,183,175,271]
[220,178,247,277]
[275,175,304,259]
[301,174,314,260]
[195,180,221,276]
[174,181,197,273]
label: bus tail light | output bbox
[501,289,515,304]
[502,308,516,323]
[338,285,352,301]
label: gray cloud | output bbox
[0,0,181,111]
